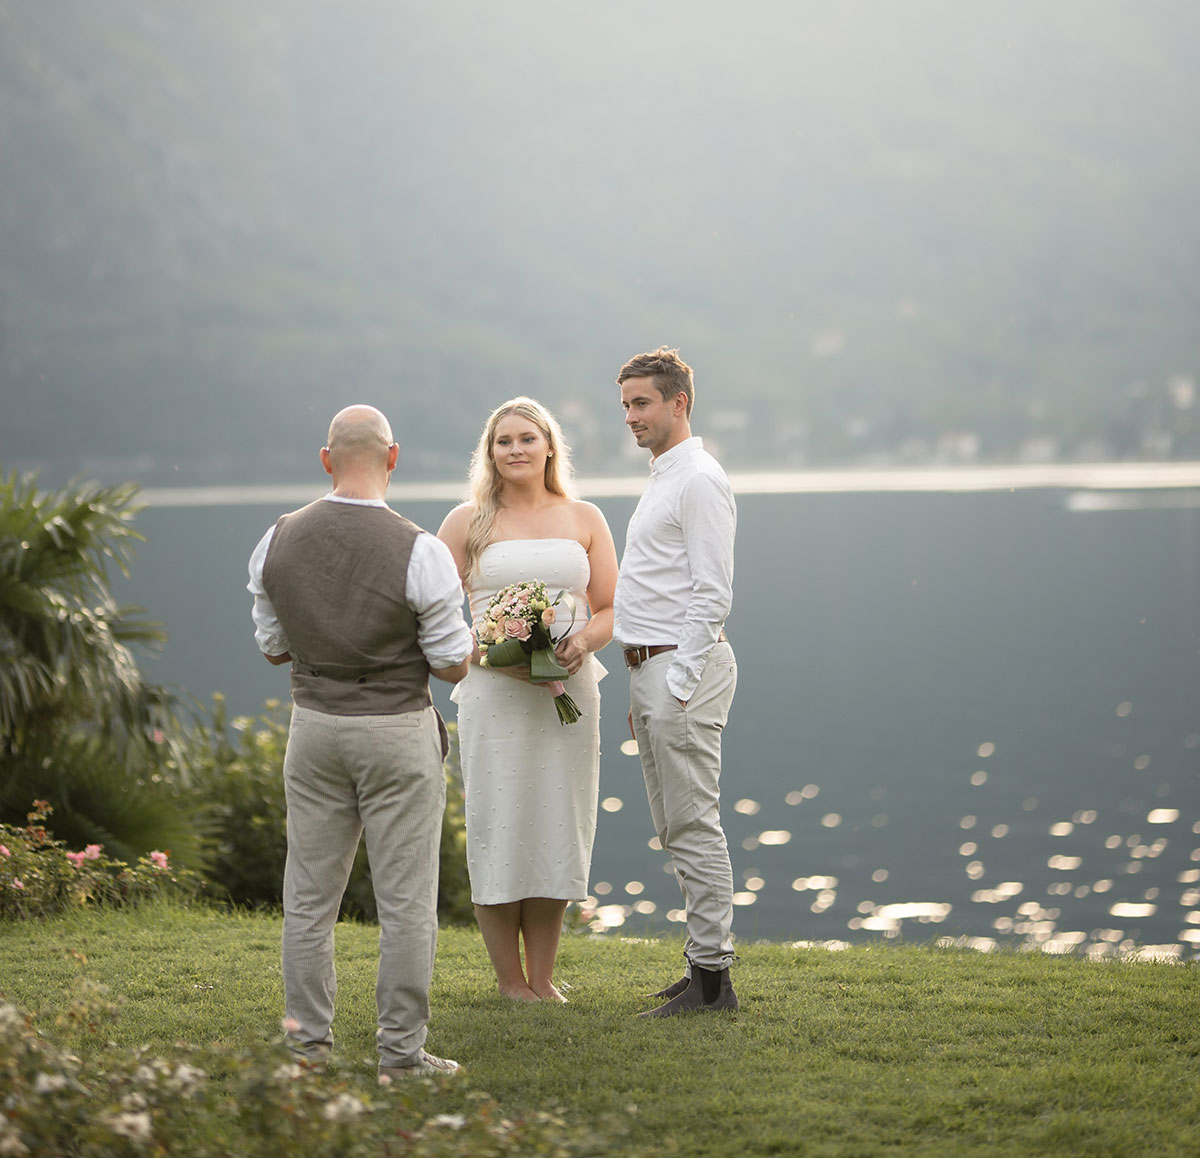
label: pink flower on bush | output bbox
[66,850,87,868]
[149,850,169,870]
[12,879,23,890]
[84,844,103,860]
[505,617,531,641]
[0,845,9,858]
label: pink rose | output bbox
[0,845,10,858]
[150,850,169,870]
[541,607,557,626]
[84,844,103,860]
[12,879,24,890]
[66,850,86,868]
[505,618,531,641]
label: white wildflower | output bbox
[0,1120,30,1156]
[121,1092,148,1111]
[104,1111,153,1142]
[172,1063,206,1089]
[431,1113,468,1129]
[33,1072,68,1094]
[273,1063,303,1081]
[322,1092,366,1122]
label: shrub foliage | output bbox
[0,979,582,1157]
[0,801,198,920]
[182,697,474,925]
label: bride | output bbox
[437,397,617,1002]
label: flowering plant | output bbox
[475,580,582,724]
[1,800,192,920]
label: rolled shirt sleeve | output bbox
[407,533,474,669]
[247,525,291,658]
[667,471,736,701]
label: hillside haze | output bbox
[2,1,1198,486]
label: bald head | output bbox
[325,405,394,472]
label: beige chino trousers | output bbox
[629,642,737,971]
[281,703,446,1068]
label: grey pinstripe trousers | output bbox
[281,703,446,1067]
[629,642,738,971]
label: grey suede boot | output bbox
[646,952,700,1000]
[638,966,738,1018]
[646,973,691,1000]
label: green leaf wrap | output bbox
[484,637,530,668]
[529,645,570,682]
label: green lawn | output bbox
[2,904,1198,1156]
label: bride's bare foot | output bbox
[531,982,568,1003]
[498,983,539,1002]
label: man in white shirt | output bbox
[247,405,473,1078]
[612,348,739,1016]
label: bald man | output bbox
[248,405,473,1080]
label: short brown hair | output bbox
[617,346,694,417]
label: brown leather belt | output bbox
[623,629,727,670]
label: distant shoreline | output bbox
[139,461,1200,507]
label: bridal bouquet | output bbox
[475,579,582,724]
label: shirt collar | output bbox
[650,436,702,475]
[322,493,389,508]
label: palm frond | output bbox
[0,469,166,750]
[0,735,213,870]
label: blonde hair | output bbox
[463,397,575,579]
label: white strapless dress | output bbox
[450,538,606,904]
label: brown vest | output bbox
[261,499,433,716]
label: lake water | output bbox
[114,471,1200,959]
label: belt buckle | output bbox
[623,646,643,669]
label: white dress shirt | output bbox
[247,495,473,669]
[612,437,736,701]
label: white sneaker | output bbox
[379,1051,461,1082]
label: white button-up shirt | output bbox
[247,495,473,669]
[613,437,736,701]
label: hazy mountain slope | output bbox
[2,1,1197,483]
